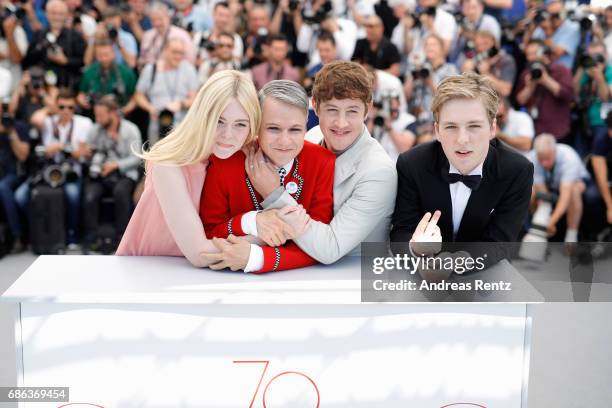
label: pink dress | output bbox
[116,161,208,257]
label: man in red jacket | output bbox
[199,80,335,273]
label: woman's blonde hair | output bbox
[140,70,261,168]
[431,72,499,126]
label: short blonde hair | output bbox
[140,70,261,167]
[431,72,499,125]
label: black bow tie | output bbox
[445,172,482,190]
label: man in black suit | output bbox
[391,72,534,264]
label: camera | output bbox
[106,24,118,41]
[253,27,268,55]
[529,61,546,80]
[519,191,558,262]
[302,0,332,25]
[411,66,431,80]
[473,47,499,65]
[88,151,107,179]
[119,3,131,13]
[533,9,550,25]
[0,3,26,37]
[1,102,14,130]
[31,145,79,188]
[158,109,174,139]
[199,35,217,52]
[580,53,605,69]
[289,0,299,11]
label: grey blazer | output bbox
[261,126,397,264]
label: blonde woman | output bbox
[116,70,261,266]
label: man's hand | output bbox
[203,235,251,271]
[410,210,442,256]
[101,161,119,177]
[2,15,17,36]
[547,220,557,237]
[245,144,280,198]
[166,100,182,113]
[256,209,292,247]
[477,59,491,75]
[46,142,65,157]
[277,205,311,239]
[48,47,69,65]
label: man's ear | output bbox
[433,122,440,141]
[490,118,497,140]
[312,98,318,114]
[364,101,373,121]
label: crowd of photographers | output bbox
[0,0,611,255]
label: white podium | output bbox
[1,256,532,408]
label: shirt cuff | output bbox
[244,244,264,273]
[241,211,259,237]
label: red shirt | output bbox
[199,141,335,273]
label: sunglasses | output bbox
[58,105,75,111]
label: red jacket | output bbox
[199,141,335,273]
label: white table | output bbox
[1,256,533,408]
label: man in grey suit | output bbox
[244,61,398,264]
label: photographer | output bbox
[138,2,196,70]
[404,33,458,123]
[134,38,199,143]
[416,0,458,52]
[529,133,590,243]
[9,66,57,130]
[198,31,240,85]
[524,0,580,70]
[78,39,137,112]
[459,30,516,97]
[84,7,138,69]
[82,95,142,250]
[587,112,612,233]
[352,15,401,77]
[192,2,242,66]
[295,0,357,69]
[250,33,299,90]
[573,41,612,156]
[14,88,92,246]
[516,39,574,143]
[121,0,152,44]
[496,97,535,155]
[451,0,501,63]
[367,89,415,162]
[304,30,337,92]
[0,0,28,93]
[242,6,270,68]
[172,0,212,34]
[21,0,86,90]
[0,102,29,252]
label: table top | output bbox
[0,254,547,304]
[1,255,366,304]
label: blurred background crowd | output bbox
[0,0,611,256]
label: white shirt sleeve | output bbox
[244,244,264,272]
[240,211,259,237]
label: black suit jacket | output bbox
[391,139,534,246]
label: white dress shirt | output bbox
[243,160,294,273]
[448,162,483,239]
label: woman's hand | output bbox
[245,143,281,199]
